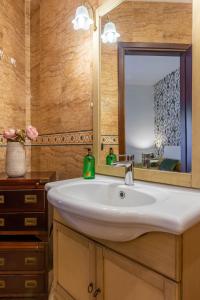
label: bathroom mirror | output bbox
[118,43,192,173]
[93,0,194,187]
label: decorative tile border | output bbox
[32,131,93,146]
[101,135,119,145]
[0,131,93,147]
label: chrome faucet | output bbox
[111,154,134,186]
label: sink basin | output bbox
[57,181,156,207]
[46,175,200,242]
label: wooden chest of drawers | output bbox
[0,172,56,300]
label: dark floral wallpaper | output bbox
[154,69,180,156]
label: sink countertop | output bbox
[46,175,200,241]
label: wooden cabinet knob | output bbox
[88,282,94,294]
[93,288,101,298]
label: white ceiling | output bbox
[125,55,180,86]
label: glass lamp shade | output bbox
[72,5,94,31]
[101,21,120,44]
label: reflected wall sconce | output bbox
[72,2,97,31]
[0,47,16,67]
[101,16,120,44]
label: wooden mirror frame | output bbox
[93,0,200,188]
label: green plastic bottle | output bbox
[106,148,117,165]
[83,148,95,179]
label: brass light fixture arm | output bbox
[83,1,97,31]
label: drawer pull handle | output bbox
[24,218,37,226]
[25,257,37,265]
[25,280,37,289]
[0,280,5,289]
[25,195,38,204]
[0,258,5,266]
[0,196,5,204]
[0,218,5,227]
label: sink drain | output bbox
[119,191,126,199]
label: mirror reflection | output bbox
[122,50,192,173]
[100,0,192,174]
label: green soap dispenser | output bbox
[106,147,117,165]
[83,148,95,179]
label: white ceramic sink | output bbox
[46,175,200,242]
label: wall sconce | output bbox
[101,18,120,44]
[72,3,97,31]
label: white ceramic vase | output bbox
[6,142,26,177]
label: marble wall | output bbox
[0,0,26,172]
[100,1,192,158]
[31,0,99,179]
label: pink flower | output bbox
[26,125,38,141]
[3,128,16,140]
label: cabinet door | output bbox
[54,222,95,300]
[96,246,180,300]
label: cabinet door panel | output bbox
[104,259,163,300]
[96,247,180,300]
[54,222,95,300]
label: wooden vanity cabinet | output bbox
[0,172,56,300]
[54,210,200,300]
[53,217,182,300]
[54,222,96,300]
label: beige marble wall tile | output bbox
[31,145,93,180]
[0,0,26,172]
[30,0,40,131]
[31,0,99,178]
[31,0,99,135]
[0,148,6,173]
[0,0,26,130]
[25,0,32,172]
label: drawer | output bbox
[0,247,46,272]
[0,213,47,231]
[0,274,47,296]
[0,190,45,212]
